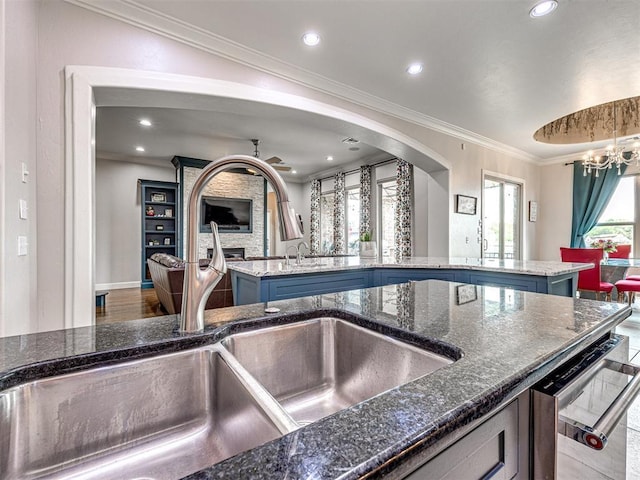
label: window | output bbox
[346,188,360,255]
[586,176,636,255]
[320,192,335,254]
[320,187,361,255]
[379,180,397,257]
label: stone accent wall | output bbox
[182,168,265,258]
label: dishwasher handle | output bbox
[559,359,640,450]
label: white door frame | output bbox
[64,65,450,328]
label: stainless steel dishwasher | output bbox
[532,333,640,479]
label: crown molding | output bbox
[65,0,540,164]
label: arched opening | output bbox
[65,66,450,328]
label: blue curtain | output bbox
[571,162,627,247]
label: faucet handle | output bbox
[208,222,227,274]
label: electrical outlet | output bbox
[18,236,28,256]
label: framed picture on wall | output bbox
[455,194,477,215]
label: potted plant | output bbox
[359,231,377,258]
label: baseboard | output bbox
[96,281,141,291]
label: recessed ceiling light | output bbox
[139,119,152,127]
[326,155,334,161]
[406,63,423,75]
[302,32,321,47]
[135,146,145,152]
[291,170,297,174]
[529,0,558,17]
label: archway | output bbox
[65,66,450,328]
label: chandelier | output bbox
[582,102,640,177]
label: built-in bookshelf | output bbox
[139,179,178,288]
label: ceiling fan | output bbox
[251,139,291,172]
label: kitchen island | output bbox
[0,279,630,479]
[229,256,590,304]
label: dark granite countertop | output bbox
[0,280,631,479]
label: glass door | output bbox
[482,176,522,260]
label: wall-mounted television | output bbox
[200,196,253,233]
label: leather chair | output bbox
[560,247,614,301]
[609,244,631,259]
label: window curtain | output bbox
[571,162,627,247]
[309,179,321,254]
[396,282,415,330]
[359,165,372,237]
[395,159,413,260]
[333,172,346,254]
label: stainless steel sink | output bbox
[0,348,285,480]
[222,317,453,425]
[295,261,327,268]
[0,317,456,479]
[281,260,327,269]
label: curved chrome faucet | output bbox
[297,241,310,264]
[181,155,303,332]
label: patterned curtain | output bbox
[396,282,415,330]
[309,179,321,254]
[394,159,413,261]
[359,165,372,237]
[333,172,346,254]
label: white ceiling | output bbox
[91,0,640,177]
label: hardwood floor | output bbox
[95,287,166,324]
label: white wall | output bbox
[426,136,541,259]
[537,163,573,260]
[95,158,175,288]
[2,1,548,336]
[2,0,38,337]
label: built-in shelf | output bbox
[139,179,179,288]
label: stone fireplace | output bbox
[174,156,266,259]
[208,247,245,259]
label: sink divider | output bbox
[212,344,301,435]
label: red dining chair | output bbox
[609,244,631,259]
[560,247,614,301]
[615,279,640,304]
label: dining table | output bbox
[573,257,640,301]
[601,257,640,283]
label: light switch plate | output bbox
[19,199,28,219]
[21,163,29,183]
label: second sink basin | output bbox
[222,317,454,425]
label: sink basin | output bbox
[0,316,457,479]
[222,317,453,425]
[281,260,327,269]
[295,261,327,268]
[0,348,284,480]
